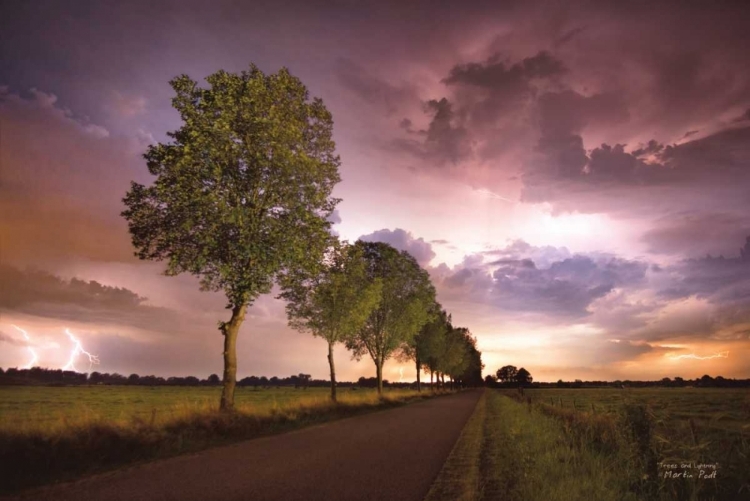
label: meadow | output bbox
[0,385,401,432]
[0,385,433,494]
[525,387,750,433]
[427,388,750,501]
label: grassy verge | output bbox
[427,389,638,501]
[0,388,444,495]
[424,389,487,501]
[429,389,750,501]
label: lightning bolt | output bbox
[475,188,514,203]
[667,351,729,361]
[63,328,100,372]
[11,324,39,369]
[399,367,404,383]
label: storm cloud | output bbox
[2,0,750,380]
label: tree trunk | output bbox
[327,341,337,403]
[415,355,421,392]
[430,370,434,392]
[376,361,383,396]
[220,303,247,412]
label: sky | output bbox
[1,0,750,382]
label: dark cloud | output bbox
[586,143,646,182]
[642,214,750,258]
[422,98,472,164]
[434,241,647,318]
[659,250,750,305]
[0,264,194,334]
[358,228,436,267]
[631,139,665,157]
[334,58,417,116]
[490,255,647,317]
[537,90,630,138]
[553,26,587,48]
[443,50,566,89]
[522,124,750,221]
[0,264,145,310]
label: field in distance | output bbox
[523,387,750,433]
[0,385,415,432]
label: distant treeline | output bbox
[486,375,750,388]
[0,367,444,389]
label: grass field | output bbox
[0,385,434,494]
[524,387,750,433]
[428,388,750,501]
[0,385,402,432]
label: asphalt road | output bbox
[5,390,482,501]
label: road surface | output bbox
[5,390,482,501]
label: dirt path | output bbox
[4,390,482,501]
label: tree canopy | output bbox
[345,241,436,394]
[121,64,341,410]
[279,239,382,401]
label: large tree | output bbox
[346,241,436,395]
[121,65,341,411]
[279,239,382,402]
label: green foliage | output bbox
[345,241,436,389]
[279,239,382,346]
[418,306,451,375]
[121,64,341,308]
[121,64,342,410]
[440,327,470,379]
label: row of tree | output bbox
[0,368,407,388]
[548,375,750,388]
[481,371,750,388]
[280,239,484,401]
[120,64,482,410]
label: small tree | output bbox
[497,365,518,383]
[516,367,533,385]
[280,239,381,401]
[440,327,469,390]
[346,241,436,395]
[122,65,341,411]
[398,301,443,392]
